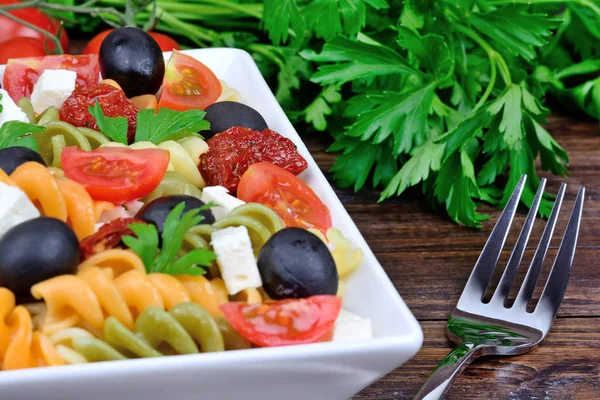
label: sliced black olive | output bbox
[0,146,46,175]
[0,218,79,300]
[204,101,268,138]
[136,195,215,240]
[99,27,165,97]
[258,228,338,299]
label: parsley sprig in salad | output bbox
[122,203,216,276]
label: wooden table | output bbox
[302,113,600,399]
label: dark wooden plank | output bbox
[356,318,600,400]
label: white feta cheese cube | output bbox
[211,226,262,295]
[201,185,245,220]
[0,89,29,128]
[333,309,373,342]
[30,69,77,114]
[0,182,40,239]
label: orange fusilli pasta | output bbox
[30,250,259,335]
[9,162,109,240]
[0,288,63,370]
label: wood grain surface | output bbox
[302,113,600,400]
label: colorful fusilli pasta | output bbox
[309,228,364,296]
[0,288,63,370]
[29,249,256,335]
[9,162,111,240]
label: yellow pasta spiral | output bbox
[9,162,112,240]
[0,288,63,370]
[29,250,255,335]
[309,228,364,297]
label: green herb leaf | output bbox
[263,0,306,45]
[88,102,129,145]
[300,35,418,86]
[122,223,159,274]
[135,108,210,144]
[304,85,342,131]
[303,0,388,41]
[0,121,45,152]
[124,203,215,276]
[469,5,561,61]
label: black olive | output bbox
[99,27,165,97]
[0,218,79,300]
[136,195,215,240]
[0,147,46,175]
[204,102,268,138]
[258,228,338,299]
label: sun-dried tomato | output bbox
[79,218,145,260]
[60,83,138,143]
[199,127,308,193]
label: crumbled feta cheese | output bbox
[333,309,373,342]
[211,226,262,295]
[30,69,77,114]
[0,89,29,128]
[201,186,245,220]
[0,182,40,239]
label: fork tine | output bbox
[513,183,566,309]
[490,178,546,306]
[460,175,526,301]
[535,186,585,319]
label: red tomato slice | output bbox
[237,162,332,232]
[61,147,170,204]
[157,50,221,111]
[79,218,146,260]
[2,54,100,102]
[220,295,342,347]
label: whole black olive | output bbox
[258,228,338,299]
[0,218,79,299]
[99,27,165,97]
[0,147,46,175]
[204,102,268,138]
[136,195,215,239]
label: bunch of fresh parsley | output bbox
[32,1,600,225]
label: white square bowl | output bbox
[0,48,422,400]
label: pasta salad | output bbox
[0,28,371,371]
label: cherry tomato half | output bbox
[237,162,332,232]
[0,0,69,54]
[220,295,342,347]
[2,54,99,102]
[0,37,46,64]
[82,29,181,54]
[61,147,170,204]
[158,50,221,111]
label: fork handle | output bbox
[413,343,480,400]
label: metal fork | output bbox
[414,175,585,400]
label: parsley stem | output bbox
[453,23,512,87]
[473,56,497,112]
[484,0,600,19]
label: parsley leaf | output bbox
[300,35,419,86]
[304,85,342,131]
[135,108,210,143]
[0,121,45,152]
[263,0,306,45]
[469,5,561,61]
[88,102,128,145]
[89,104,210,145]
[304,0,389,41]
[123,203,216,276]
